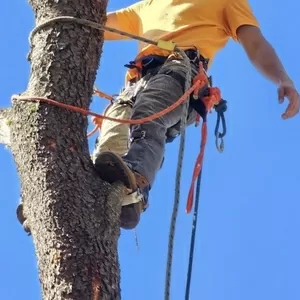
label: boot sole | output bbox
[94,151,137,192]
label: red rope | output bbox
[11,73,221,214]
[12,80,202,131]
[186,121,207,213]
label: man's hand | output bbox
[237,25,299,119]
[278,80,300,119]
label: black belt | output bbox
[125,49,209,79]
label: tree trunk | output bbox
[5,0,123,299]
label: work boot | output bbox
[94,151,149,229]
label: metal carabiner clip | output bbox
[215,132,224,153]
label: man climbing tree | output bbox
[94,0,299,229]
[1,0,299,299]
[0,0,124,299]
[93,0,300,230]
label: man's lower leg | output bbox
[94,151,149,229]
[95,58,191,229]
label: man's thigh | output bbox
[131,59,190,129]
[93,83,137,158]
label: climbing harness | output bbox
[11,17,228,300]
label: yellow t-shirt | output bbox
[115,0,259,63]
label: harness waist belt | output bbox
[125,49,209,80]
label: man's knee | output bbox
[93,92,134,157]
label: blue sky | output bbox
[1,1,299,299]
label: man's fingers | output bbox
[282,95,300,119]
[278,86,285,103]
[282,103,293,119]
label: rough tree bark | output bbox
[1,0,124,299]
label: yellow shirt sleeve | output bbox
[224,0,260,41]
[115,1,144,36]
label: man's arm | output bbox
[104,12,130,40]
[237,25,290,85]
[237,25,299,119]
[103,2,143,41]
